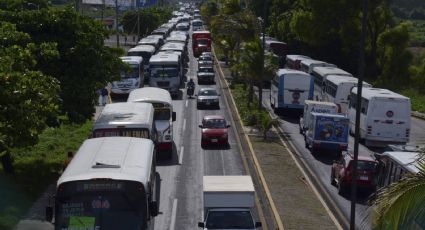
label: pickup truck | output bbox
[198,176,262,230]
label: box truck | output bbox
[192,31,211,57]
[198,176,262,230]
[299,100,338,135]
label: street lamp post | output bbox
[350,0,368,229]
[115,0,119,47]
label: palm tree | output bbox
[371,155,425,229]
[256,113,280,140]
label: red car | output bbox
[331,151,378,195]
[199,115,230,147]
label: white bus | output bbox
[270,69,314,114]
[311,66,352,87]
[323,75,372,114]
[160,42,188,62]
[348,88,411,147]
[50,137,158,230]
[149,53,182,97]
[92,102,157,144]
[128,87,177,159]
[111,56,144,96]
[285,55,311,70]
[127,45,156,78]
[299,59,336,74]
[138,37,161,51]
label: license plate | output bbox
[211,139,218,142]
[359,176,368,181]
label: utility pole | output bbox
[259,0,268,111]
[350,0,368,229]
[137,9,140,42]
[101,0,105,21]
[76,0,80,12]
[115,0,119,47]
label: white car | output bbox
[197,88,220,109]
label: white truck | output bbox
[198,176,262,230]
[299,100,338,135]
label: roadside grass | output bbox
[400,88,425,113]
[231,84,270,126]
[0,119,92,229]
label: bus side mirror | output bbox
[255,222,262,228]
[45,206,53,222]
[149,201,159,216]
[198,222,205,228]
[172,112,176,122]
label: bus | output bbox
[270,69,314,114]
[311,66,352,87]
[348,88,411,147]
[92,102,157,144]
[160,42,188,63]
[148,53,182,97]
[299,59,336,74]
[111,56,144,96]
[128,87,177,159]
[49,137,158,230]
[323,75,372,114]
[192,19,203,31]
[138,37,160,51]
[285,55,311,70]
[127,45,156,79]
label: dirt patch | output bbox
[249,135,338,230]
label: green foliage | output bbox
[200,0,218,27]
[400,88,425,113]
[121,7,172,36]
[256,113,279,140]
[231,84,269,126]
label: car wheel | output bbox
[337,181,346,195]
[330,170,336,186]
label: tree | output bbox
[200,0,218,27]
[121,7,172,37]
[256,113,279,140]
[0,21,60,173]
[0,1,126,122]
[371,155,425,229]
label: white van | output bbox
[348,88,411,147]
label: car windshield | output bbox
[199,67,214,73]
[206,211,254,229]
[197,39,209,46]
[200,56,212,61]
[203,119,226,128]
[357,160,378,171]
[199,89,217,96]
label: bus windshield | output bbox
[56,181,147,230]
[150,68,179,78]
[154,108,171,120]
[122,64,140,79]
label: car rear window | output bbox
[203,119,226,128]
[357,160,377,171]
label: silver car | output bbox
[198,55,213,67]
[197,66,215,84]
[197,88,220,109]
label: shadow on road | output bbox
[157,141,179,166]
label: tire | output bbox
[338,181,346,195]
[330,170,336,186]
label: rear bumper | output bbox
[201,137,228,145]
[311,141,347,152]
[158,142,173,152]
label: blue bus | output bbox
[270,69,314,115]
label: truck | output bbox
[299,100,338,135]
[192,31,211,57]
[198,176,262,230]
[305,112,349,157]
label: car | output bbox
[197,66,215,84]
[200,52,214,59]
[196,88,220,109]
[383,144,424,153]
[198,55,213,67]
[199,115,230,147]
[330,151,378,195]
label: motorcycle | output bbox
[187,84,195,98]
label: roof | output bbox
[276,68,310,77]
[312,66,352,77]
[161,42,185,51]
[149,53,180,63]
[93,102,154,130]
[304,100,337,106]
[351,88,409,100]
[58,137,155,186]
[146,35,164,40]
[203,176,254,192]
[139,37,160,44]
[167,35,186,42]
[128,45,156,53]
[203,115,225,120]
[127,87,172,104]
[311,112,349,119]
[120,56,143,64]
[286,54,311,61]
[325,75,371,87]
[300,59,330,66]
[193,30,210,34]
[381,151,421,174]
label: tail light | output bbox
[367,126,372,134]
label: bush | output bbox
[400,88,425,113]
[231,84,269,126]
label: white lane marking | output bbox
[221,151,226,175]
[185,100,188,107]
[169,199,178,230]
[179,146,184,165]
[183,119,187,132]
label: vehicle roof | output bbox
[127,87,172,104]
[351,88,409,100]
[304,100,337,106]
[265,40,287,46]
[203,115,225,120]
[93,102,154,130]
[139,37,160,43]
[203,176,254,192]
[167,35,186,41]
[128,45,156,53]
[192,19,203,22]
[149,53,180,63]
[286,54,311,61]
[176,22,189,26]
[276,68,310,77]
[325,75,371,87]
[310,112,349,119]
[380,151,421,174]
[300,59,329,66]
[58,137,154,186]
[312,66,352,77]
[146,35,164,40]
[120,56,143,64]
[162,42,185,49]
[199,87,217,91]
[193,30,211,34]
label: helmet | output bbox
[189,79,194,82]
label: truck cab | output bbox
[198,176,262,230]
